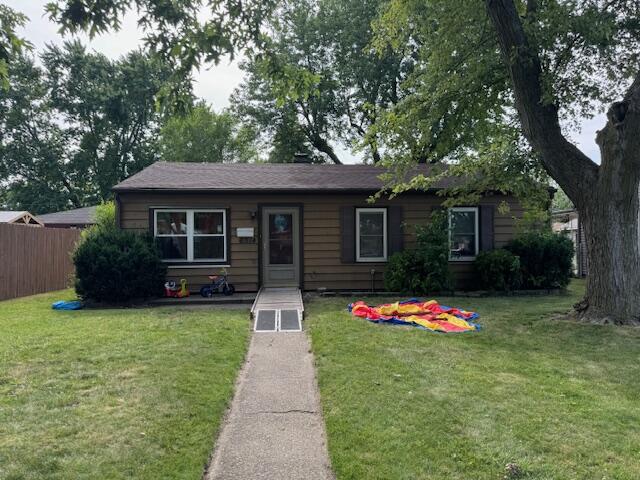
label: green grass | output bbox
[308,280,640,480]
[0,290,250,480]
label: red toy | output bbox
[164,279,190,298]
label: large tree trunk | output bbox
[486,0,640,324]
[577,97,640,325]
[578,192,640,324]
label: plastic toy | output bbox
[200,268,236,297]
[165,278,190,298]
[52,300,83,310]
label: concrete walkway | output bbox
[205,332,334,480]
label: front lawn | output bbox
[0,291,250,480]
[308,280,640,480]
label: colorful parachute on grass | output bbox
[348,299,480,333]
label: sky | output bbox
[6,1,605,164]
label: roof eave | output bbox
[111,186,446,194]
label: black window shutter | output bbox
[148,208,154,234]
[388,206,404,255]
[479,205,495,251]
[340,206,355,263]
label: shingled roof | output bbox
[38,206,97,227]
[112,162,453,192]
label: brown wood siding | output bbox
[0,224,81,301]
[118,192,524,292]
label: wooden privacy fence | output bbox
[0,224,81,301]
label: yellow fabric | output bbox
[404,315,447,331]
[437,313,476,330]
[401,313,475,331]
[376,302,400,315]
[375,300,438,316]
[397,300,437,315]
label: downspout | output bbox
[370,268,376,293]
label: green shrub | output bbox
[474,249,521,291]
[94,201,116,229]
[74,228,167,303]
[81,201,117,240]
[505,232,574,289]
[384,210,453,294]
[384,250,424,294]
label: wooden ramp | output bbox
[251,288,304,332]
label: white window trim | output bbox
[448,206,479,262]
[356,207,388,263]
[154,209,227,263]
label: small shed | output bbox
[38,206,97,229]
[0,211,44,227]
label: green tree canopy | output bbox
[552,188,574,212]
[231,0,407,163]
[159,103,259,163]
[45,0,275,108]
[0,5,30,88]
[0,41,179,213]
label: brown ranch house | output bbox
[112,162,525,292]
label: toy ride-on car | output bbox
[200,268,236,297]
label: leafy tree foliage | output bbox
[0,41,178,213]
[373,0,639,163]
[81,201,117,241]
[46,0,274,108]
[551,188,574,211]
[0,5,30,88]
[159,103,259,163]
[231,62,323,163]
[231,0,407,163]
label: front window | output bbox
[154,209,226,262]
[449,207,479,261]
[356,208,387,262]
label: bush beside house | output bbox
[73,202,167,303]
[474,249,522,291]
[384,211,453,294]
[386,214,573,294]
[504,232,574,289]
[476,233,574,292]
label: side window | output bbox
[356,208,387,262]
[449,207,479,261]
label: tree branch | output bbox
[297,100,342,164]
[485,0,599,205]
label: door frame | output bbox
[257,203,304,289]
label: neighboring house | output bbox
[113,162,527,292]
[0,211,43,227]
[38,206,97,229]
[551,208,588,277]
